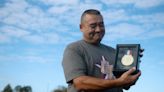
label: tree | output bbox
[14,85,22,92]
[14,85,32,92]
[2,84,12,92]
[53,86,67,92]
[20,86,32,92]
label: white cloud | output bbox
[105,22,164,41]
[23,33,62,44]
[102,9,164,40]
[78,3,102,11]
[101,0,164,8]
[0,0,103,45]
[23,35,45,44]
[0,0,163,45]
[41,0,79,5]
[25,55,53,63]
[0,55,54,63]
[131,13,164,25]
[1,0,61,32]
[101,0,133,5]
[105,23,145,40]
[103,9,127,24]
[103,9,164,26]
[21,32,76,45]
[42,32,76,44]
[0,26,30,43]
[0,34,10,43]
[1,26,30,38]
[48,5,71,14]
[4,0,28,12]
[2,8,59,33]
[134,0,164,8]
[143,29,164,39]
[47,2,103,25]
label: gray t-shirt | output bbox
[62,40,123,92]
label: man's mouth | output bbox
[90,31,104,38]
[95,32,104,36]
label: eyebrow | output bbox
[89,22,104,26]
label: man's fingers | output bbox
[139,53,143,57]
[139,48,144,57]
[140,48,144,52]
[132,71,141,79]
[102,56,105,61]
[125,67,136,75]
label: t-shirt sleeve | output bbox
[62,45,87,83]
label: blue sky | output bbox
[0,0,164,92]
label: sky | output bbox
[0,0,164,92]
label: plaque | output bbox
[113,44,143,77]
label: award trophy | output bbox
[113,44,143,77]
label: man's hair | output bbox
[80,9,102,23]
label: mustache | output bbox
[90,31,105,36]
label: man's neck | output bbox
[83,39,101,46]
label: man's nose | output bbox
[95,25,103,32]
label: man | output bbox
[62,9,141,92]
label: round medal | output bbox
[121,50,134,66]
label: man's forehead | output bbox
[84,14,103,24]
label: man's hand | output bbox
[122,48,144,90]
[95,56,115,80]
[118,67,141,87]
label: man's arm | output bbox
[73,67,141,91]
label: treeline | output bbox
[53,86,67,92]
[1,84,67,92]
[1,84,32,92]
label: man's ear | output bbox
[80,24,83,32]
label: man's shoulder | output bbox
[101,43,116,51]
[66,40,84,50]
[67,40,83,46]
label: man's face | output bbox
[80,14,105,44]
